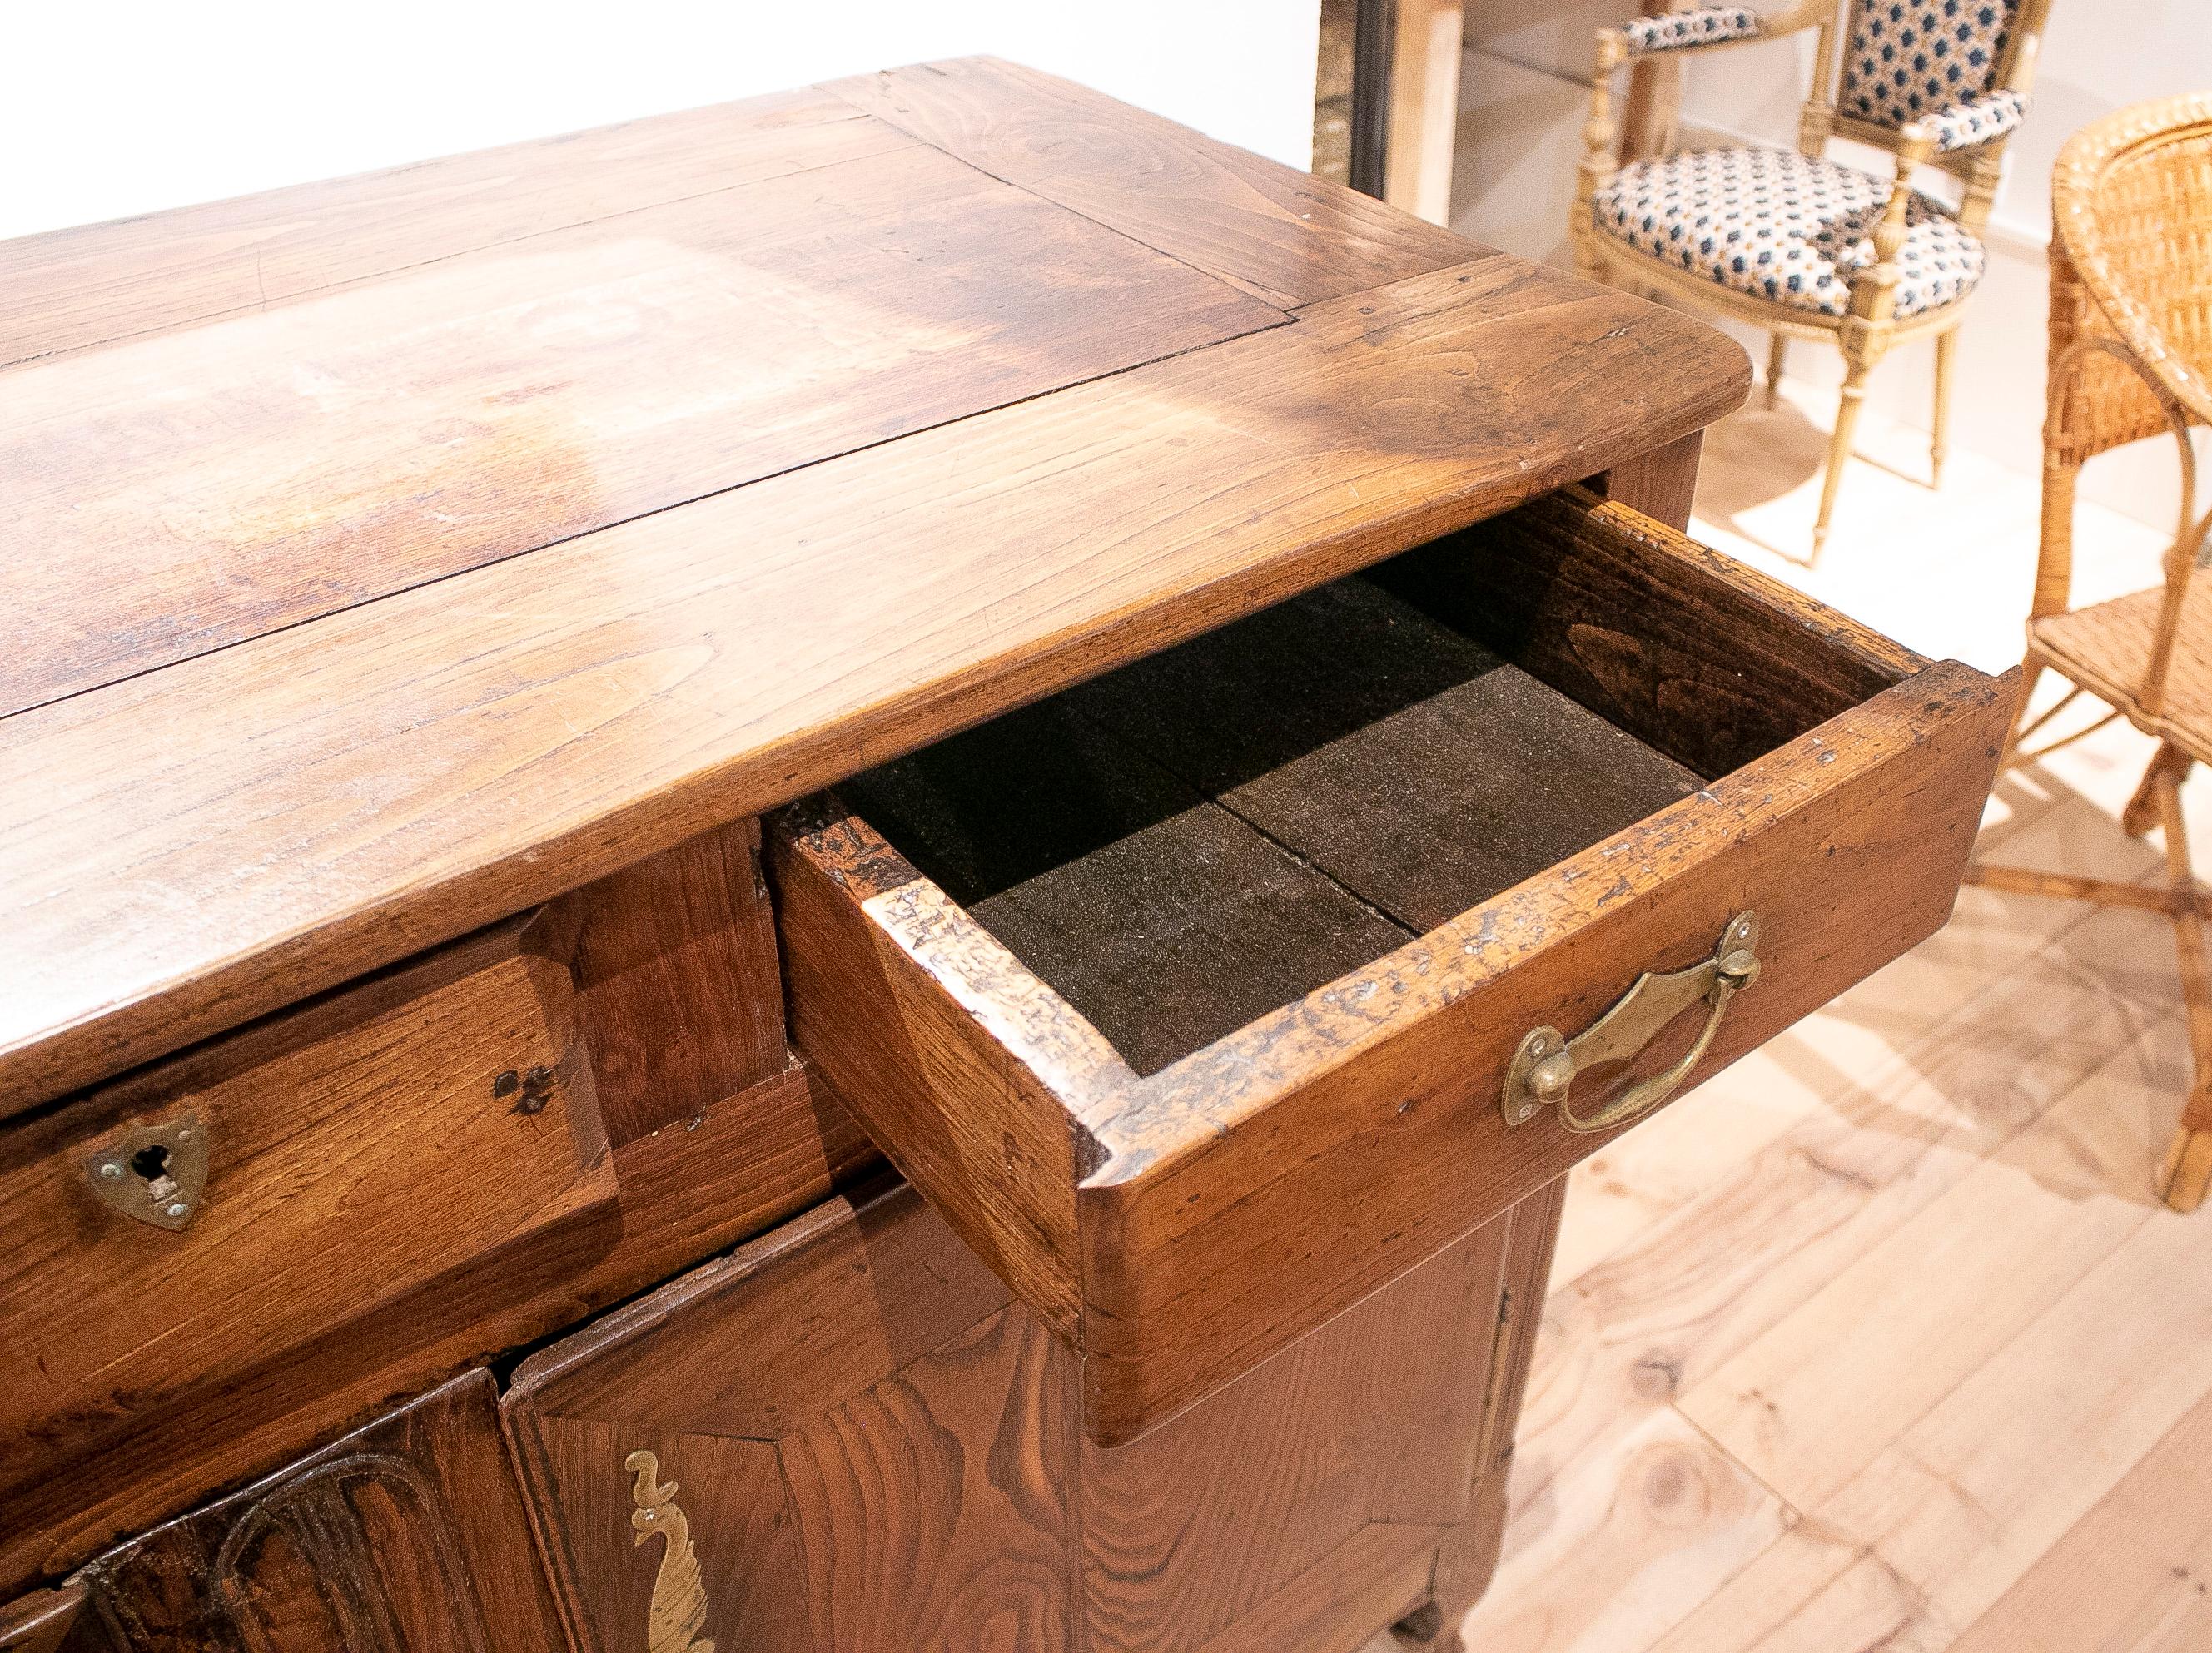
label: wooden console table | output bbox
[0,57,2006,1653]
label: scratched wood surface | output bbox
[4,137,1281,717]
[0,60,1749,1121]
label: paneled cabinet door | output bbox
[40,1372,566,1653]
[504,1179,1547,1653]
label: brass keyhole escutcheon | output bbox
[85,1112,210,1231]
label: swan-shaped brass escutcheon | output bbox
[1501,913,1762,1134]
[626,1450,717,1653]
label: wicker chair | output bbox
[1968,93,2212,1214]
[1570,0,2055,562]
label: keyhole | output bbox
[132,1144,179,1201]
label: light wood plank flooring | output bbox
[1383,385,2212,1652]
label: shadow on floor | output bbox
[1746,757,2185,1211]
[1693,385,1944,566]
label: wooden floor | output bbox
[1375,385,2212,1653]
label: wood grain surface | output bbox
[6,138,1280,715]
[1427,1176,1570,1635]
[1376,488,1929,780]
[0,88,912,368]
[506,1184,1063,1653]
[506,1180,1524,1653]
[3,1038,876,1593]
[545,817,788,1144]
[828,57,1475,308]
[52,1373,566,1653]
[0,1584,80,1653]
[1076,1207,1508,1653]
[0,918,614,1581]
[0,62,1748,1120]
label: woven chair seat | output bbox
[2030,580,2212,757]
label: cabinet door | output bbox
[505,1184,1061,1653]
[505,1180,1531,1653]
[48,1372,566,1653]
[1076,1210,1507,1653]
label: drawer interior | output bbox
[778,485,1999,1445]
[843,545,1727,1076]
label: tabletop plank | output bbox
[3,141,1280,715]
[828,57,1477,308]
[0,256,1748,1114]
[0,87,916,369]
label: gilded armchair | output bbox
[1570,0,2055,561]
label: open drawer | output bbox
[768,486,2011,1445]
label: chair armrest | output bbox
[1620,6,1759,56]
[1926,90,2029,153]
[1603,0,1832,65]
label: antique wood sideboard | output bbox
[0,57,2011,1653]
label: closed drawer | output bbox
[768,486,2011,1445]
[0,917,614,1560]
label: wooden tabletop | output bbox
[0,57,1747,1118]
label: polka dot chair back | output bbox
[1838,1,2021,130]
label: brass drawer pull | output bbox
[1502,914,1761,1134]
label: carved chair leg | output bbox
[1812,360,1872,565]
[1932,326,1958,488]
[1766,333,1787,410]
[2152,758,2212,1214]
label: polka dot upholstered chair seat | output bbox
[1593,146,1986,319]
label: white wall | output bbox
[2,1,1320,241]
[1455,1,2212,530]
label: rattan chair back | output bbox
[2044,93,2212,722]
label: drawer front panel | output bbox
[1076,659,2003,1435]
[770,486,2012,1444]
[0,920,615,1561]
